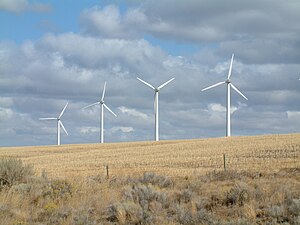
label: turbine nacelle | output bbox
[39,102,69,145]
[82,82,117,143]
[137,76,175,141]
[202,54,247,137]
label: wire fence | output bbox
[101,146,300,179]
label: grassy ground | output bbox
[0,133,299,179]
[0,163,299,224]
[0,133,299,224]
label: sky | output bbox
[1,0,300,147]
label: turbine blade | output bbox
[103,104,117,117]
[137,77,155,90]
[39,118,57,120]
[201,81,226,91]
[58,102,68,119]
[101,82,106,101]
[158,77,175,90]
[82,102,100,110]
[59,120,69,135]
[227,54,234,79]
[231,83,248,100]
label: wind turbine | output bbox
[39,102,69,145]
[201,54,248,137]
[82,82,117,143]
[137,76,175,141]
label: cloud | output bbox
[79,1,300,64]
[118,106,149,120]
[79,126,99,134]
[0,107,14,120]
[0,97,14,107]
[0,0,52,13]
[208,103,226,113]
[79,5,146,38]
[287,111,300,121]
[1,1,300,146]
[110,126,134,133]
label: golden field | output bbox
[1,133,299,179]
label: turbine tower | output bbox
[39,102,69,145]
[82,82,117,143]
[201,54,248,137]
[137,77,175,141]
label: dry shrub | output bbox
[72,207,95,225]
[240,202,257,221]
[224,182,252,206]
[107,172,218,225]
[287,198,300,217]
[106,202,143,225]
[124,183,169,211]
[171,188,193,205]
[0,163,299,225]
[176,204,195,225]
[127,172,174,189]
[106,173,173,224]
[203,170,262,182]
[46,179,73,201]
[222,218,253,225]
[0,158,34,188]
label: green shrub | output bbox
[0,158,34,188]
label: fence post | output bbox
[106,165,109,179]
[223,154,226,171]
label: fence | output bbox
[103,145,300,178]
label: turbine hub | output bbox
[226,79,231,84]
[100,100,104,104]
[155,88,159,92]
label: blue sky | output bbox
[0,0,198,55]
[1,0,300,146]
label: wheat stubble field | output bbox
[1,133,300,179]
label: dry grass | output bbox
[0,133,299,179]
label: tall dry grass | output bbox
[0,133,299,179]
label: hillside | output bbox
[1,133,299,179]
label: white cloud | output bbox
[0,108,14,120]
[1,1,300,146]
[110,126,134,133]
[287,111,300,120]
[78,126,99,134]
[79,2,300,64]
[118,106,149,120]
[0,0,51,13]
[208,103,226,113]
[0,97,13,107]
[80,5,143,38]
[207,102,246,115]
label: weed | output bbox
[224,182,252,206]
[0,158,34,188]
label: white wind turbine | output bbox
[137,77,175,141]
[39,102,69,145]
[82,82,117,143]
[201,54,248,137]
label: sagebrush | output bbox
[0,158,299,224]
